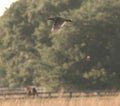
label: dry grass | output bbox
[0,95,120,106]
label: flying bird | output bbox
[48,17,72,32]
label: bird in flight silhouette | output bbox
[48,17,72,32]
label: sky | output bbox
[0,0,17,16]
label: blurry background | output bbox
[0,0,120,91]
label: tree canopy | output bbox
[0,0,120,91]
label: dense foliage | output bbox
[0,0,120,91]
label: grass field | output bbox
[0,94,120,106]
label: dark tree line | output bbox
[0,0,120,91]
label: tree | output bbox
[0,0,120,90]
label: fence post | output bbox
[48,92,51,98]
[69,92,72,98]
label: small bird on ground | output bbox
[48,17,72,32]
